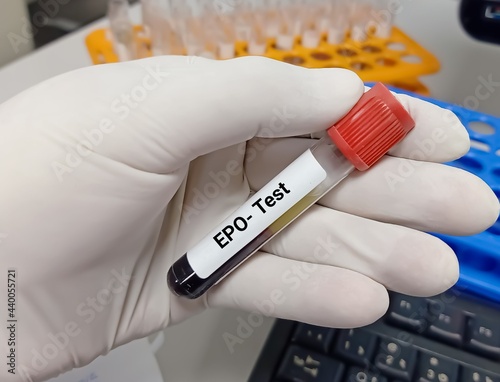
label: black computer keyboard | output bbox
[249,289,500,382]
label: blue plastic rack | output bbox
[378,85,500,303]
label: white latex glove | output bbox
[0,56,498,382]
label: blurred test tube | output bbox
[214,0,266,57]
[108,0,136,61]
[349,0,372,42]
[178,18,205,57]
[202,4,234,60]
[370,0,394,38]
[140,0,155,38]
[138,0,395,59]
[169,0,201,57]
[315,0,333,33]
[260,0,283,39]
[275,0,304,50]
[141,0,170,56]
[192,0,219,58]
[324,0,348,45]
[174,0,228,59]
[241,0,268,55]
[300,0,325,49]
[215,7,240,58]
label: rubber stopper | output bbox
[327,82,415,171]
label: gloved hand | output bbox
[0,56,498,382]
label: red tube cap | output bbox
[327,83,415,171]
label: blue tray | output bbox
[370,84,500,302]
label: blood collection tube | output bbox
[168,83,415,299]
[108,0,136,61]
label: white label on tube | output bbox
[186,149,327,279]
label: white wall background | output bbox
[395,0,500,116]
[0,0,33,67]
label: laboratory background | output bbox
[1,0,500,381]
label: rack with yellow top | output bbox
[85,0,440,95]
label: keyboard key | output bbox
[386,294,428,333]
[276,345,344,382]
[334,328,377,366]
[250,290,500,382]
[465,316,500,359]
[374,339,417,380]
[345,366,388,382]
[461,366,500,382]
[415,353,459,382]
[292,323,335,353]
[426,300,466,346]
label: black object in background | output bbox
[460,0,500,44]
[27,0,137,48]
[249,290,500,382]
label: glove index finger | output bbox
[5,56,364,175]
[129,56,364,172]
